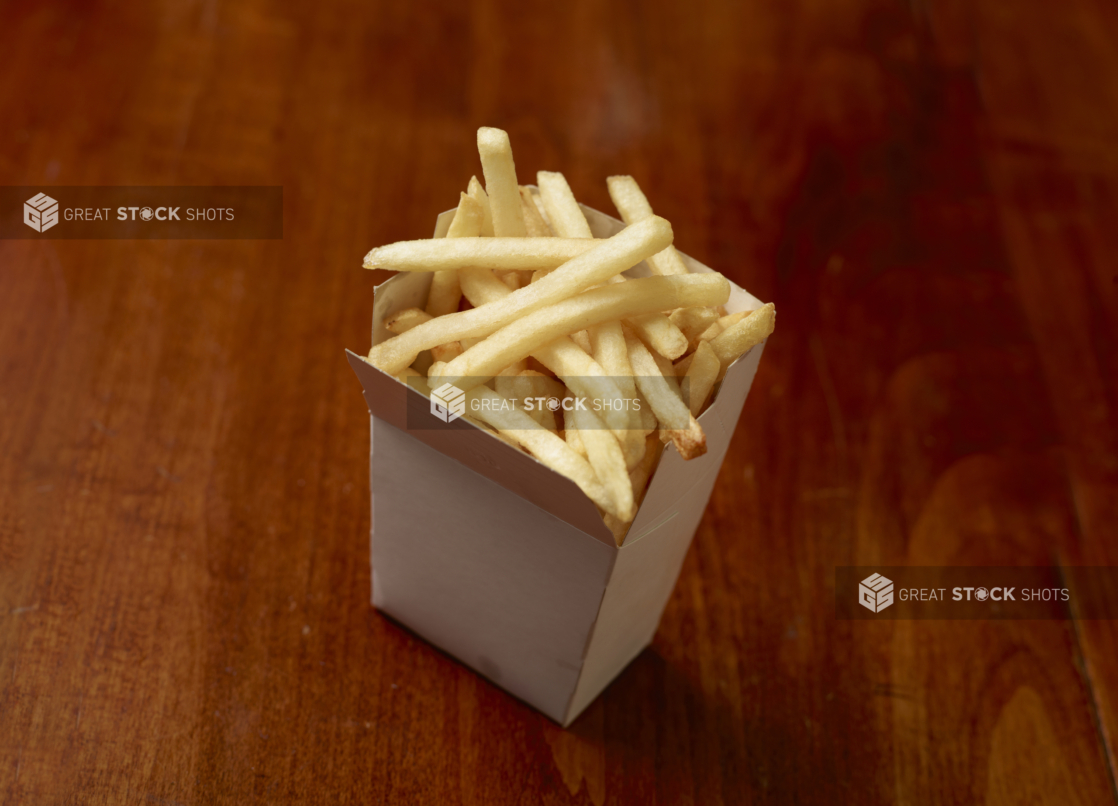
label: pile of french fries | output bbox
[365,127,775,543]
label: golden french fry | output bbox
[683,340,719,416]
[431,342,462,363]
[495,370,563,431]
[459,267,512,307]
[519,186,553,237]
[715,309,748,329]
[368,217,675,374]
[629,434,663,508]
[466,386,625,517]
[536,171,593,238]
[709,303,776,377]
[603,434,664,546]
[606,175,690,276]
[568,403,634,522]
[427,272,462,319]
[498,270,524,291]
[386,307,431,334]
[565,421,587,457]
[670,306,720,350]
[531,337,646,469]
[698,321,724,343]
[626,313,688,359]
[570,329,593,354]
[635,391,658,433]
[447,192,483,239]
[364,237,599,272]
[467,175,495,237]
[435,273,729,390]
[478,127,527,237]
[588,320,637,400]
[624,327,707,459]
[427,193,483,318]
[652,349,680,388]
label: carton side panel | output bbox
[561,455,727,725]
[561,332,765,724]
[371,416,615,722]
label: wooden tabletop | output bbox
[3,1,1117,803]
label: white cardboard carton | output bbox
[347,204,767,726]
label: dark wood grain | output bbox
[2,0,1117,803]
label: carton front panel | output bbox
[370,416,616,721]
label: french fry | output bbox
[499,270,523,291]
[602,434,663,546]
[519,186,553,237]
[385,307,431,334]
[385,308,460,363]
[588,320,638,401]
[683,340,719,416]
[495,370,563,431]
[434,273,730,390]
[635,390,658,433]
[670,306,720,350]
[709,303,776,378]
[714,309,748,330]
[465,386,625,517]
[368,217,675,374]
[606,175,690,276]
[567,403,634,521]
[537,171,594,239]
[458,267,635,448]
[628,434,663,509]
[626,313,688,359]
[565,422,587,457]
[570,329,593,354]
[478,127,527,237]
[459,267,513,307]
[531,337,645,469]
[427,272,462,319]
[364,237,599,273]
[696,309,749,349]
[467,175,495,237]
[698,321,724,343]
[603,274,688,359]
[427,192,485,318]
[652,349,681,389]
[624,327,707,459]
[528,188,552,228]
[447,191,483,239]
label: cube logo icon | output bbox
[24,192,59,233]
[859,573,894,613]
[430,382,466,423]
